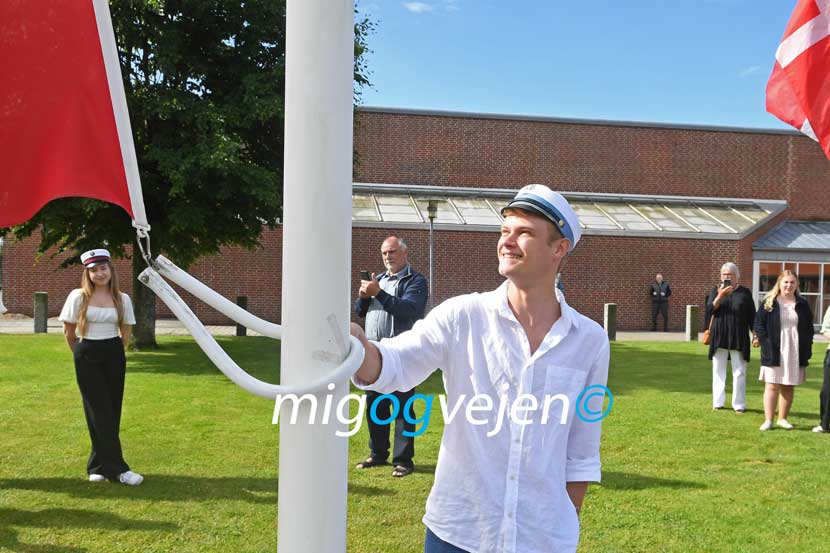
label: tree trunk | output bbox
[131,252,158,349]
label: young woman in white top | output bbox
[59,248,143,486]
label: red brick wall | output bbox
[3,109,826,331]
[350,229,749,332]
[1,229,284,327]
[354,109,829,220]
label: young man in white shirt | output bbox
[351,184,610,553]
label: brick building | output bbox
[2,107,829,330]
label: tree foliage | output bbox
[3,1,373,345]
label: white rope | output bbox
[153,255,282,339]
[138,266,364,398]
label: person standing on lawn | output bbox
[350,185,610,553]
[59,249,143,486]
[754,270,814,431]
[705,262,756,413]
[354,235,428,478]
[814,303,830,433]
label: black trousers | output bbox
[73,337,130,479]
[651,301,668,330]
[365,389,415,467]
[820,350,830,431]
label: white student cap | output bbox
[501,184,582,251]
[80,248,111,268]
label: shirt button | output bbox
[514,439,520,444]
[509,475,516,481]
[507,512,514,519]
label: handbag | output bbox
[702,315,714,345]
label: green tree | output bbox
[3,1,373,348]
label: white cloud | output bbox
[739,65,761,78]
[403,2,434,13]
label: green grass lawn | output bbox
[1,335,828,552]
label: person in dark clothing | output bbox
[650,273,671,331]
[354,236,428,477]
[704,262,756,413]
[813,304,830,433]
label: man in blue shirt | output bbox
[354,236,428,477]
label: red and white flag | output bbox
[0,0,148,229]
[766,0,830,158]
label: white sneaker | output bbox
[759,420,773,431]
[88,474,107,482]
[812,425,826,433]
[118,470,144,486]
[776,419,794,430]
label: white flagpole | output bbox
[278,0,354,551]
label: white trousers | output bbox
[712,348,747,410]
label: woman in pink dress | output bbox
[754,271,814,431]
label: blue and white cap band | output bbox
[501,185,582,251]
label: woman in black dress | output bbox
[704,262,756,413]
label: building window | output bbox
[755,261,827,325]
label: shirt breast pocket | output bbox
[538,363,590,425]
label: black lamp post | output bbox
[427,200,438,310]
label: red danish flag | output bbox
[766,0,830,158]
[0,1,147,230]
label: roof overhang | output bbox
[353,183,787,241]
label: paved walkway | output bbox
[5,314,826,343]
[0,315,262,337]
[2,314,826,342]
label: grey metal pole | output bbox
[428,217,434,310]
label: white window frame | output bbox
[753,259,825,326]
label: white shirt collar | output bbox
[486,280,580,331]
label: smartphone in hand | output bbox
[723,279,732,287]
[360,270,371,281]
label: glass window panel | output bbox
[700,206,755,232]
[797,263,821,294]
[825,265,830,295]
[599,204,655,231]
[414,198,461,224]
[822,297,830,322]
[669,207,731,233]
[738,207,772,222]
[630,204,690,231]
[571,203,618,229]
[803,294,821,324]
[375,195,422,223]
[352,194,380,221]
[449,198,501,225]
[759,262,783,293]
[785,262,797,273]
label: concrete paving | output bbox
[2,314,826,342]
[1,313,683,340]
[0,314,263,337]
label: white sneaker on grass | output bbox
[776,419,793,430]
[813,425,826,433]
[118,471,144,486]
[759,420,773,431]
[88,474,107,482]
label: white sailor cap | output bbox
[81,248,111,268]
[501,184,582,251]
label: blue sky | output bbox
[357,0,798,130]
